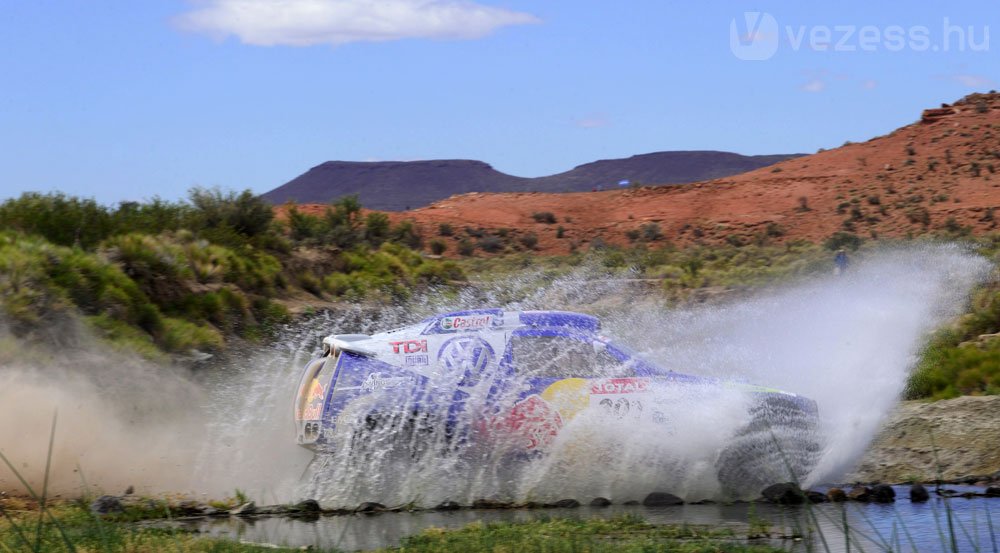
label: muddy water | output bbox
[187,486,998,552]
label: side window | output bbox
[511,334,632,378]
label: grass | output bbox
[374,516,785,553]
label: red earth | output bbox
[279,93,1000,256]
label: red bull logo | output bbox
[299,379,325,420]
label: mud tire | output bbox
[716,396,821,498]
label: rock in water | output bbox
[290,499,320,513]
[434,501,461,511]
[805,490,828,503]
[848,485,872,502]
[356,502,385,513]
[761,483,805,505]
[642,492,684,506]
[910,483,930,502]
[90,495,124,515]
[871,484,896,503]
[826,488,848,502]
[551,498,580,508]
[231,502,256,516]
[985,486,1000,497]
[589,497,612,507]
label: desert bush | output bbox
[519,233,539,250]
[457,239,475,256]
[430,239,448,255]
[478,235,505,253]
[531,211,557,224]
[824,231,862,251]
[641,222,663,241]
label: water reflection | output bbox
[189,486,998,553]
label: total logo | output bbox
[440,315,493,331]
[591,378,649,395]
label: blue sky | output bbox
[1,1,996,204]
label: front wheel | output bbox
[715,395,821,498]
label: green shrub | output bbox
[824,231,862,251]
[531,211,557,224]
[519,233,539,250]
[364,212,391,246]
[159,317,224,352]
[478,235,504,253]
[641,222,663,241]
[457,239,475,256]
[430,239,447,255]
[391,220,423,249]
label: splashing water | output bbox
[190,244,990,506]
[0,244,990,505]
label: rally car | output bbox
[293,309,821,495]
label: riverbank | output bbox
[849,395,1000,483]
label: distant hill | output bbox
[262,151,804,211]
[370,91,1000,255]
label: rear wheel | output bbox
[716,396,821,498]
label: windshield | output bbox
[509,333,633,379]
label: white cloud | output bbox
[575,115,610,129]
[800,78,826,93]
[174,0,540,46]
[950,74,996,88]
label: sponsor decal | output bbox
[590,377,649,395]
[405,354,429,366]
[540,378,590,422]
[361,372,411,392]
[440,315,493,331]
[488,395,563,450]
[389,339,427,354]
[438,336,495,386]
[299,378,325,420]
[598,397,643,419]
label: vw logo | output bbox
[438,336,495,386]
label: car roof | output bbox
[419,309,600,335]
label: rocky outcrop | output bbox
[850,396,1000,483]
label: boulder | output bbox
[550,498,580,508]
[985,486,1000,498]
[805,491,828,503]
[231,502,256,516]
[826,488,848,502]
[761,483,805,505]
[847,485,871,502]
[589,497,612,507]
[90,495,124,515]
[910,484,930,502]
[642,492,683,507]
[870,484,896,503]
[434,501,462,511]
[289,499,321,513]
[176,500,205,516]
[472,499,511,509]
[355,502,385,513]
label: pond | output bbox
[187,485,998,552]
